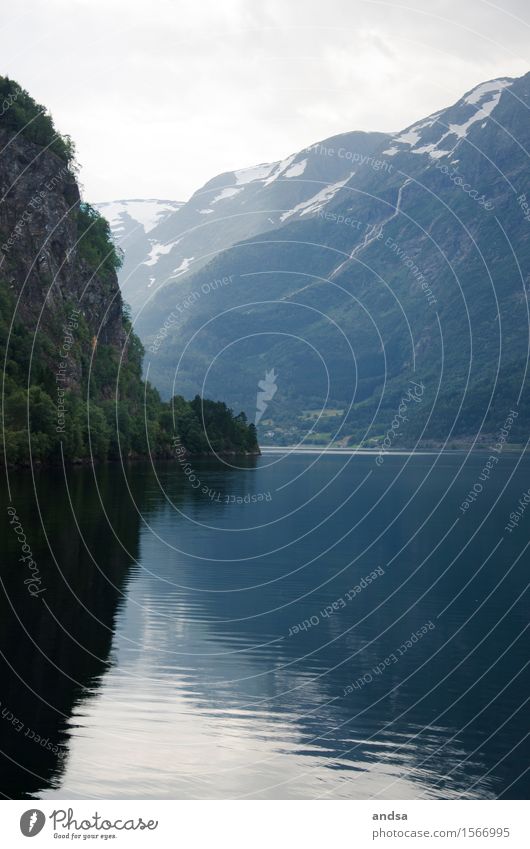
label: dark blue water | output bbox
[1,451,528,799]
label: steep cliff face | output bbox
[0,77,259,464]
[0,127,126,392]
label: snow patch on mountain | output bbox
[233,163,276,186]
[383,78,513,160]
[97,199,183,235]
[211,187,243,203]
[263,154,298,185]
[144,241,178,267]
[392,116,441,147]
[170,257,194,278]
[447,85,509,138]
[394,128,422,146]
[411,144,452,159]
[230,154,308,191]
[284,159,308,178]
[464,78,512,106]
[280,172,355,221]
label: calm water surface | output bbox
[1,452,528,799]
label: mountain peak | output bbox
[383,75,516,160]
[102,70,530,327]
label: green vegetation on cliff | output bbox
[0,76,75,164]
[0,77,259,465]
[0,259,258,464]
[0,220,258,464]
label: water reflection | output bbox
[0,464,145,798]
[1,455,529,799]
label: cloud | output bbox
[2,0,528,201]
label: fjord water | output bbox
[1,452,528,800]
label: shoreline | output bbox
[259,445,526,456]
[1,448,261,470]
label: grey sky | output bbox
[3,0,528,202]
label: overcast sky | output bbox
[3,0,528,202]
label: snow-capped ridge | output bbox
[383,77,513,161]
[101,71,528,324]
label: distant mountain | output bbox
[95,199,183,313]
[99,134,386,319]
[96,198,183,235]
[105,73,530,447]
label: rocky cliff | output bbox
[0,77,259,464]
[0,128,125,391]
